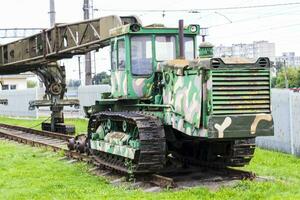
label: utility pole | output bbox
[49,0,56,27]
[283,58,289,89]
[90,0,97,76]
[78,56,82,81]
[83,0,92,85]
[200,28,208,42]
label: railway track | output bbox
[0,123,72,151]
[0,123,256,191]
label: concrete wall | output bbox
[37,85,111,117]
[0,88,37,117]
[78,85,111,116]
[256,89,300,156]
[0,85,111,118]
[291,92,300,156]
[78,85,110,107]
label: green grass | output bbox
[0,116,88,134]
[0,117,300,199]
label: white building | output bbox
[253,41,276,62]
[213,45,232,57]
[214,41,276,62]
[276,52,300,67]
[0,73,35,90]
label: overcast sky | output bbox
[1,0,300,80]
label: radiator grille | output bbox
[211,69,271,115]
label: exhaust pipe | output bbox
[178,19,185,59]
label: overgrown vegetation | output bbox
[67,79,81,87]
[92,71,111,85]
[272,67,300,88]
[0,117,299,199]
[66,71,110,88]
[27,80,37,88]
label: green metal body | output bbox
[0,14,273,167]
[87,24,274,143]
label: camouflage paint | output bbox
[95,24,273,140]
[159,58,273,138]
[90,140,137,159]
[127,76,155,98]
[109,26,199,99]
[90,124,140,159]
[162,66,202,127]
[111,70,128,97]
[250,114,273,134]
[207,114,273,138]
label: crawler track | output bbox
[0,123,256,191]
[88,112,166,173]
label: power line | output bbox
[100,2,300,13]
[214,12,232,23]
[208,5,300,28]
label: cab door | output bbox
[111,38,128,98]
[127,35,154,98]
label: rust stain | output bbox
[166,59,190,68]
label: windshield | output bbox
[155,36,176,61]
[111,42,117,71]
[117,39,125,70]
[131,36,153,76]
[184,37,195,60]
[130,35,195,76]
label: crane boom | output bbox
[0,15,141,134]
[0,15,141,74]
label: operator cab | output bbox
[109,24,200,99]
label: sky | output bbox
[1,0,300,80]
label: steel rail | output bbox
[0,123,73,141]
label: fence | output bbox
[0,85,111,118]
[0,87,299,156]
[77,85,111,116]
[0,88,37,117]
[256,89,300,156]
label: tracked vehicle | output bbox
[0,15,274,173]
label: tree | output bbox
[275,67,300,88]
[92,72,111,85]
[271,77,277,88]
[275,61,284,71]
[27,80,37,88]
[67,79,81,87]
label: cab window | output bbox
[155,36,176,61]
[184,37,195,60]
[111,42,117,71]
[131,36,153,76]
[117,39,126,70]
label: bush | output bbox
[274,67,300,88]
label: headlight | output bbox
[130,24,141,32]
[190,25,198,33]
